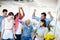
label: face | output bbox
[40,21,44,26]
[3,12,7,16]
[8,15,14,20]
[26,19,30,25]
[41,14,46,19]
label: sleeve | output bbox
[47,18,53,24]
[32,16,41,21]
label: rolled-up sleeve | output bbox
[32,16,41,21]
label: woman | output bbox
[35,19,48,40]
[1,12,14,40]
[14,7,25,40]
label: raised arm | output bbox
[20,7,25,18]
[15,7,24,20]
[1,19,5,37]
[32,9,40,21]
[48,11,53,19]
[32,9,36,16]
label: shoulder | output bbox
[0,16,4,18]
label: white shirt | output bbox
[36,27,48,36]
[15,22,23,34]
[36,27,48,40]
[2,18,14,39]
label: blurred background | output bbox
[0,0,60,40]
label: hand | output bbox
[18,7,22,9]
[25,34,28,36]
[34,9,36,12]
[48,11,51,15]
[20,7,23,9]
[14,35,17,39]
[33,9,36,16]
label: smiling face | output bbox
[41,14,46,19]
[41,12,46,19]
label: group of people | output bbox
[0,7,53,40]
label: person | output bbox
[14,7,25,40]
[22,19,34,40]
[1,12,14,40]
[32,9,53,27]
[35,19,48,40]
[0,9,8,40]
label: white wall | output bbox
[0,1,57,25]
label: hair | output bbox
[14,13,18,20]
[41,19,46,27]
[8,12,14,16]
[41,12,46,16]
[2,9,8,12]
[14,13,21,20]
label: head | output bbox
[26,19,31,25]
[14,13,21,20]
[41,12,46,19]
[8,12,14,20]
[40,19,46,27]
[2,9,8,17]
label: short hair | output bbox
[8,12,14,16]
[41,19,46,27]
[41,12,46,16]
[2,9,8,12]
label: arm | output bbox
[48,11,53,19]
[13,25,17,39]
[1,20,5,37]
[32,9,40,21]
[20,7,25,19]
[36,35,44,38]
[21,25,24,34]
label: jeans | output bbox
[2,38,14,40]
[22,36,32,40]
[15,34,21,40]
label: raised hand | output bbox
[33,9,36,16]
[48,11,53,18]
[48,11,51,15]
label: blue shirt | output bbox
[23,24,33,37]
[32,16,53,27]
[0,16,5,32]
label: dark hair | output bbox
[41,12,46,16]
[14,13,18,20]
[2,9,8,12]
[8,12,14,16]
[41,19,46,27]
[14,13,21,20]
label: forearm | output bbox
[21,8,25,17]
[49,14,53,19]
[36,35,44,38]
[1,29,4,37]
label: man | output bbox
[22,19,34,40]
[32,9,53,27]
[0,9,8,39]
